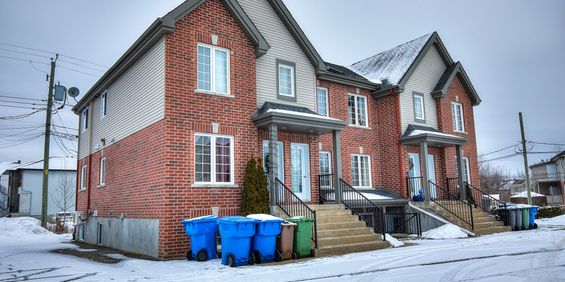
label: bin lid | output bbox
[181,215,217,224]
[218,216,257,225]
[282,221,297,226]
[246,214,284,222]
[287,216,315,223]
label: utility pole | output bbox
[41,55,57,227]
[519,112,532,205]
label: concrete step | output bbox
[317,226,374,238]
[316,214,358,223]
[474,225,512,235]
[317,220,367,231]
[318,233,380,247]
[309,204,345,211]
[314,209,353,217]
[474,221,504,229]
[316,241,390,257]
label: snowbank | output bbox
[422,223,468,239]
[384,234,404,247]
[536,214,565,227]
[0,217,61,241]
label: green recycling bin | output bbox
[521,208,530,230]
[287,216,315,258]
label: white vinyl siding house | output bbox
[399,46,447,132]
[237,0,317,111]
[78,37,165,159]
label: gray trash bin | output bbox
[514,209,522,231]
[508,208,516,231]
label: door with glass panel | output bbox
[319,152,333,201]
[408,153,421,197]
[262,141,284,181]
[291,144,311,201]
[428,155,437,199]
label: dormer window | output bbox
[277,60,296,101]
[413,93,425,121]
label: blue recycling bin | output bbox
[218,216,257,267]
[247,215,283,263]
[181,216,218,261]
[529,206,539,229]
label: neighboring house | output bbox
[530,151,565,205]
[1,161,76,218]
[72,0,485,259]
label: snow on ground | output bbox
[1,216,564,281]
[383,234,404,247]
[422,223,469,239]
[511,191,545,198]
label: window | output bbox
[413,93,425,120]
[351,154,371,188]
[348,94,368,127]
[195,134,234,184]
[278,62,295,98]
[317,87,329,116]
[262,141,284,181]
[319,152,332,175]
[452,102,465,132]
[197,43,230,95]
[80,165,87,190]
[99,157,106,186]
[100,91,107,118]
[463,157,470,184]
[81,108,89,132]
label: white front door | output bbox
[408,153,421,196]
[291,143,310,201]
[427,155,437,199]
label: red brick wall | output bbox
[436,75,480,187]
[318,80,382,188]
[75,121,167,218]
[160,0,258,259]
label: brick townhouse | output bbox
[73,0,487,259]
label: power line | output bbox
[0,42,109,68]
[0,99,46,106]
[0,47,52,59]
[0,95,46,102]
[57,64,101,77]
[529,141,565,147]
[0,54,50,65]
[0,104,45,110]
[58,58,106,72]
[479,143,519,157]
[0,133,43,148]
[0,108,45,120]
[479,153,520,163]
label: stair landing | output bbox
[432,202,512,235]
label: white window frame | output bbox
[351,154,372,188]
[196,43,231,96]
[319,151,332,174]
[413,93,425,120]
[262,140,284,181]
[463,157,471,184]
[316,87,329,116]
[99,157,106,186]
[81,107,89,132]
[348,94,369,127]
[452,102,465,132]
[194,133,235,185]
[80,165,87,190]
[278,63,295,97]
[100,90,107,119]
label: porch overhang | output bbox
[400,124,467,147]
[253,103,346,134]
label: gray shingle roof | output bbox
[349,33,433,87]
[325,62,371,82]
[254,102,319,118]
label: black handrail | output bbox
[406,176,424,200]
[339,178,386,240]
[429,180,474,230]
[318,174,334,204]
[465,182,510,226]
[385,212,422,236]
[274,178,317,248]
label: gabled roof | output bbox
[530,151,565,168]
[317,62,380,90]
[268,0,327,72]
[432,62,481,105]
[73,0,269,113]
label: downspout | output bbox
[393,89,406,198]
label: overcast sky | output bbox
[0,0,564,175]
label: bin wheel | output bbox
[275,250,284,262]
[186,250,192,261]
[310,249,315,257]
[292,252,298,259]
[196,249,208,262]
[253,251,261,264]
[249,253,255,265]
[217,251,222,259]
[227,254,236,267]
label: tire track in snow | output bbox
[290,248,565,281]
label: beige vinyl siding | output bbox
[399,46,447,132]
[237,0,316,111]
[78,107,91,159]
[78,37,165,159]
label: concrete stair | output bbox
[309,204,390,257]
[432,202,512,235]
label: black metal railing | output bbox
[429,180,474,230]
[406,176,424,200]
[274,178,317,248]
[385,212,422,236]
[318,174,334,204]
[466,182,510,226]
[339,179,386,240]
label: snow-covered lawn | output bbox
[1,216,564,281]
